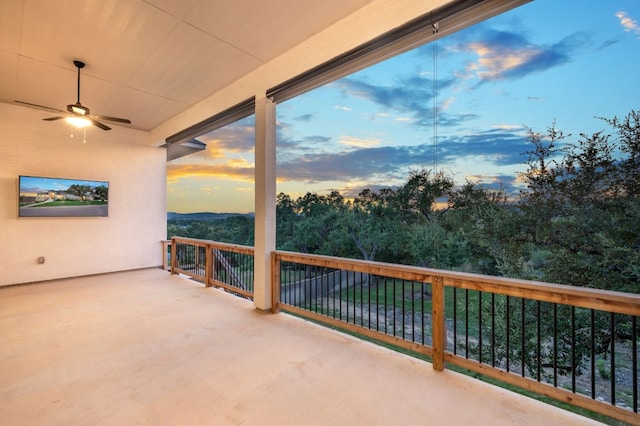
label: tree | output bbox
[342,188,397,262]
[516,119,640,293]
[276,192,298,251]
[492,113,640,376]
[277,191,347,255]
[67,184,92,201]
[395,168,454,220]
[602,110,640,197]
[441,181,515,274]
[517,123,566,248]
[93,185,108,201]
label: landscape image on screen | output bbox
[19,176,109,217]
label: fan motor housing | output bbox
[67,103,90,116]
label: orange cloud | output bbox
[616,11,640,36]
[466,42,540,81]
[167,162,255,184]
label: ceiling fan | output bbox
[16,60,131,131]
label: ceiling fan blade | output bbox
[21,61,128,131]
[94,114,131,124]
[15,100,65,114]
[89,118,111,131]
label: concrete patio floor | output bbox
[0,268,603,425]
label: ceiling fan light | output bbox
[66,116,91,128]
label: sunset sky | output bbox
[167,0,640,214]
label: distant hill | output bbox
[167,212,254,221]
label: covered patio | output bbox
[0,268,601,425]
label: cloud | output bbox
[276,127,531,188]
[277,134,333,153]
[294,113,314,122]
[616,11,640,37]
[196,116,255,154]
[337,75,432,121]
[336,74,475,128]
[339,136,381,148]
[167,161,254,184]
[455,29,587,84]
[332,26,595,129]
[234,187,254,193]
[459,173,523,198]
[277,145,411,183]
[436,128,530,166]
[596,38,620,51]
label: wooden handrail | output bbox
[169,236,255,297]
[274,250,640,316]
[272,249,640,425]
[163,239,640,423]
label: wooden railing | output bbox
[272,250,640,425]
[168,237,254,299]
[163,237,640,423]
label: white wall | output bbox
[0,103,166,286]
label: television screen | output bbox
[18,176,109,217]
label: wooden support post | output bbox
[432,276,445,371]
[271,253,281,313]
[205,243,213,287]
[161,240,168,271]
[170,238,177,274]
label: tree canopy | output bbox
[170,110,640,294]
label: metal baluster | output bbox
[553,303,557,388]
[402,279,406,340]
[491,293,495,367]
[633,316,638,413]
[411,281,416,342]
[393,277,397,337]
[536,301,541,382]
[479,291,483,364]
[339,269,343,320]
[453,287,458,356]
[506,296,511,373]
[384,275,388,334]
[422,281,426,345]
[591,309,596,399]
[611,312,616,406]
[521,298,525,377]
[368,273,372,330]
[571,306,576,392]
[465,289,469,359]
[360,272,364,327]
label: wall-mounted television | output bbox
[18,175,109,218]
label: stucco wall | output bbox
[0,103,166,286]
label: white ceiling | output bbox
[1,0,374,131]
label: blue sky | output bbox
[167,0,640,213]
[20,176,108,193]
